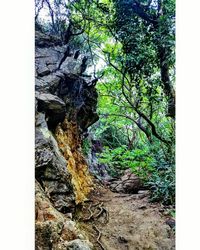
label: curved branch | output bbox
[101,113,151,142]
[134,108,170,144]
[120,75,170,144]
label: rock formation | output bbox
[109,169,142,193]
[35,31,98,249]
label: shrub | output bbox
[98,144,175,205]
[98,145,156,180]
[147,165,175,205]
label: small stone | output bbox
[37,65,51,76]
[66,213,73,219]
[65,239,93,250]
[138,190,149,195]
[138,205,147,210]
[165,218,175,229]
[118,236,128,243]
[78,234,85,240]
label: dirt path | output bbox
[77,186,175,250]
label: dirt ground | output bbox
[76,185,175,250]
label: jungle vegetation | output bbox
[35,0,175,205]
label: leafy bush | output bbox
[147,165,175,205]
[98,145,156,180]
[92,123,128,149]
[98,144,175,205]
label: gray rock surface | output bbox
[36,92,66,125]
[35,31,98,250]
[35,181,91,250]
[109,169,142,193]
[35,35,99,130]
[35,112,75,212]
[65,239,93,250]
[36,93,66,111]
[35,30,62,48]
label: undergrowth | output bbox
[97,144,175,205]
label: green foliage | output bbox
[81,137,92,157]
[92,123,128,148]
[98,145,156,180]
[170,209,176,218]
[98,141,175,205]
[97,145,127,177]
[147,165,175,205]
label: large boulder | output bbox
[109,169,142,193]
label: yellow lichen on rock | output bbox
[55,118,94,204]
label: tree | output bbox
[113,0,175,118]
[35,0,175,204]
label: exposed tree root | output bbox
[93,225,106,250]
[94,202,104,218]
[83,204,93,221]
[82,202,109,224]
[80,202,109,249]
[79,187,175,250]
[95,202,109,224]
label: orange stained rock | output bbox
[55,118,94,204]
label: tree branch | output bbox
[119,74,170,144]
[132,0,158,25]
[101,113,151,142]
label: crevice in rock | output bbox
[57,45,71,70]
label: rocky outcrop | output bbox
[35,31,98,249]
[35,180,92,249]
[35,39,98,130]
[35,112,75,212]
[109,169,142,193]
[35,30,62,48]
[36,92,67,129]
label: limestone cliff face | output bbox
[55,120,93,204]
[35,31,98,249]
